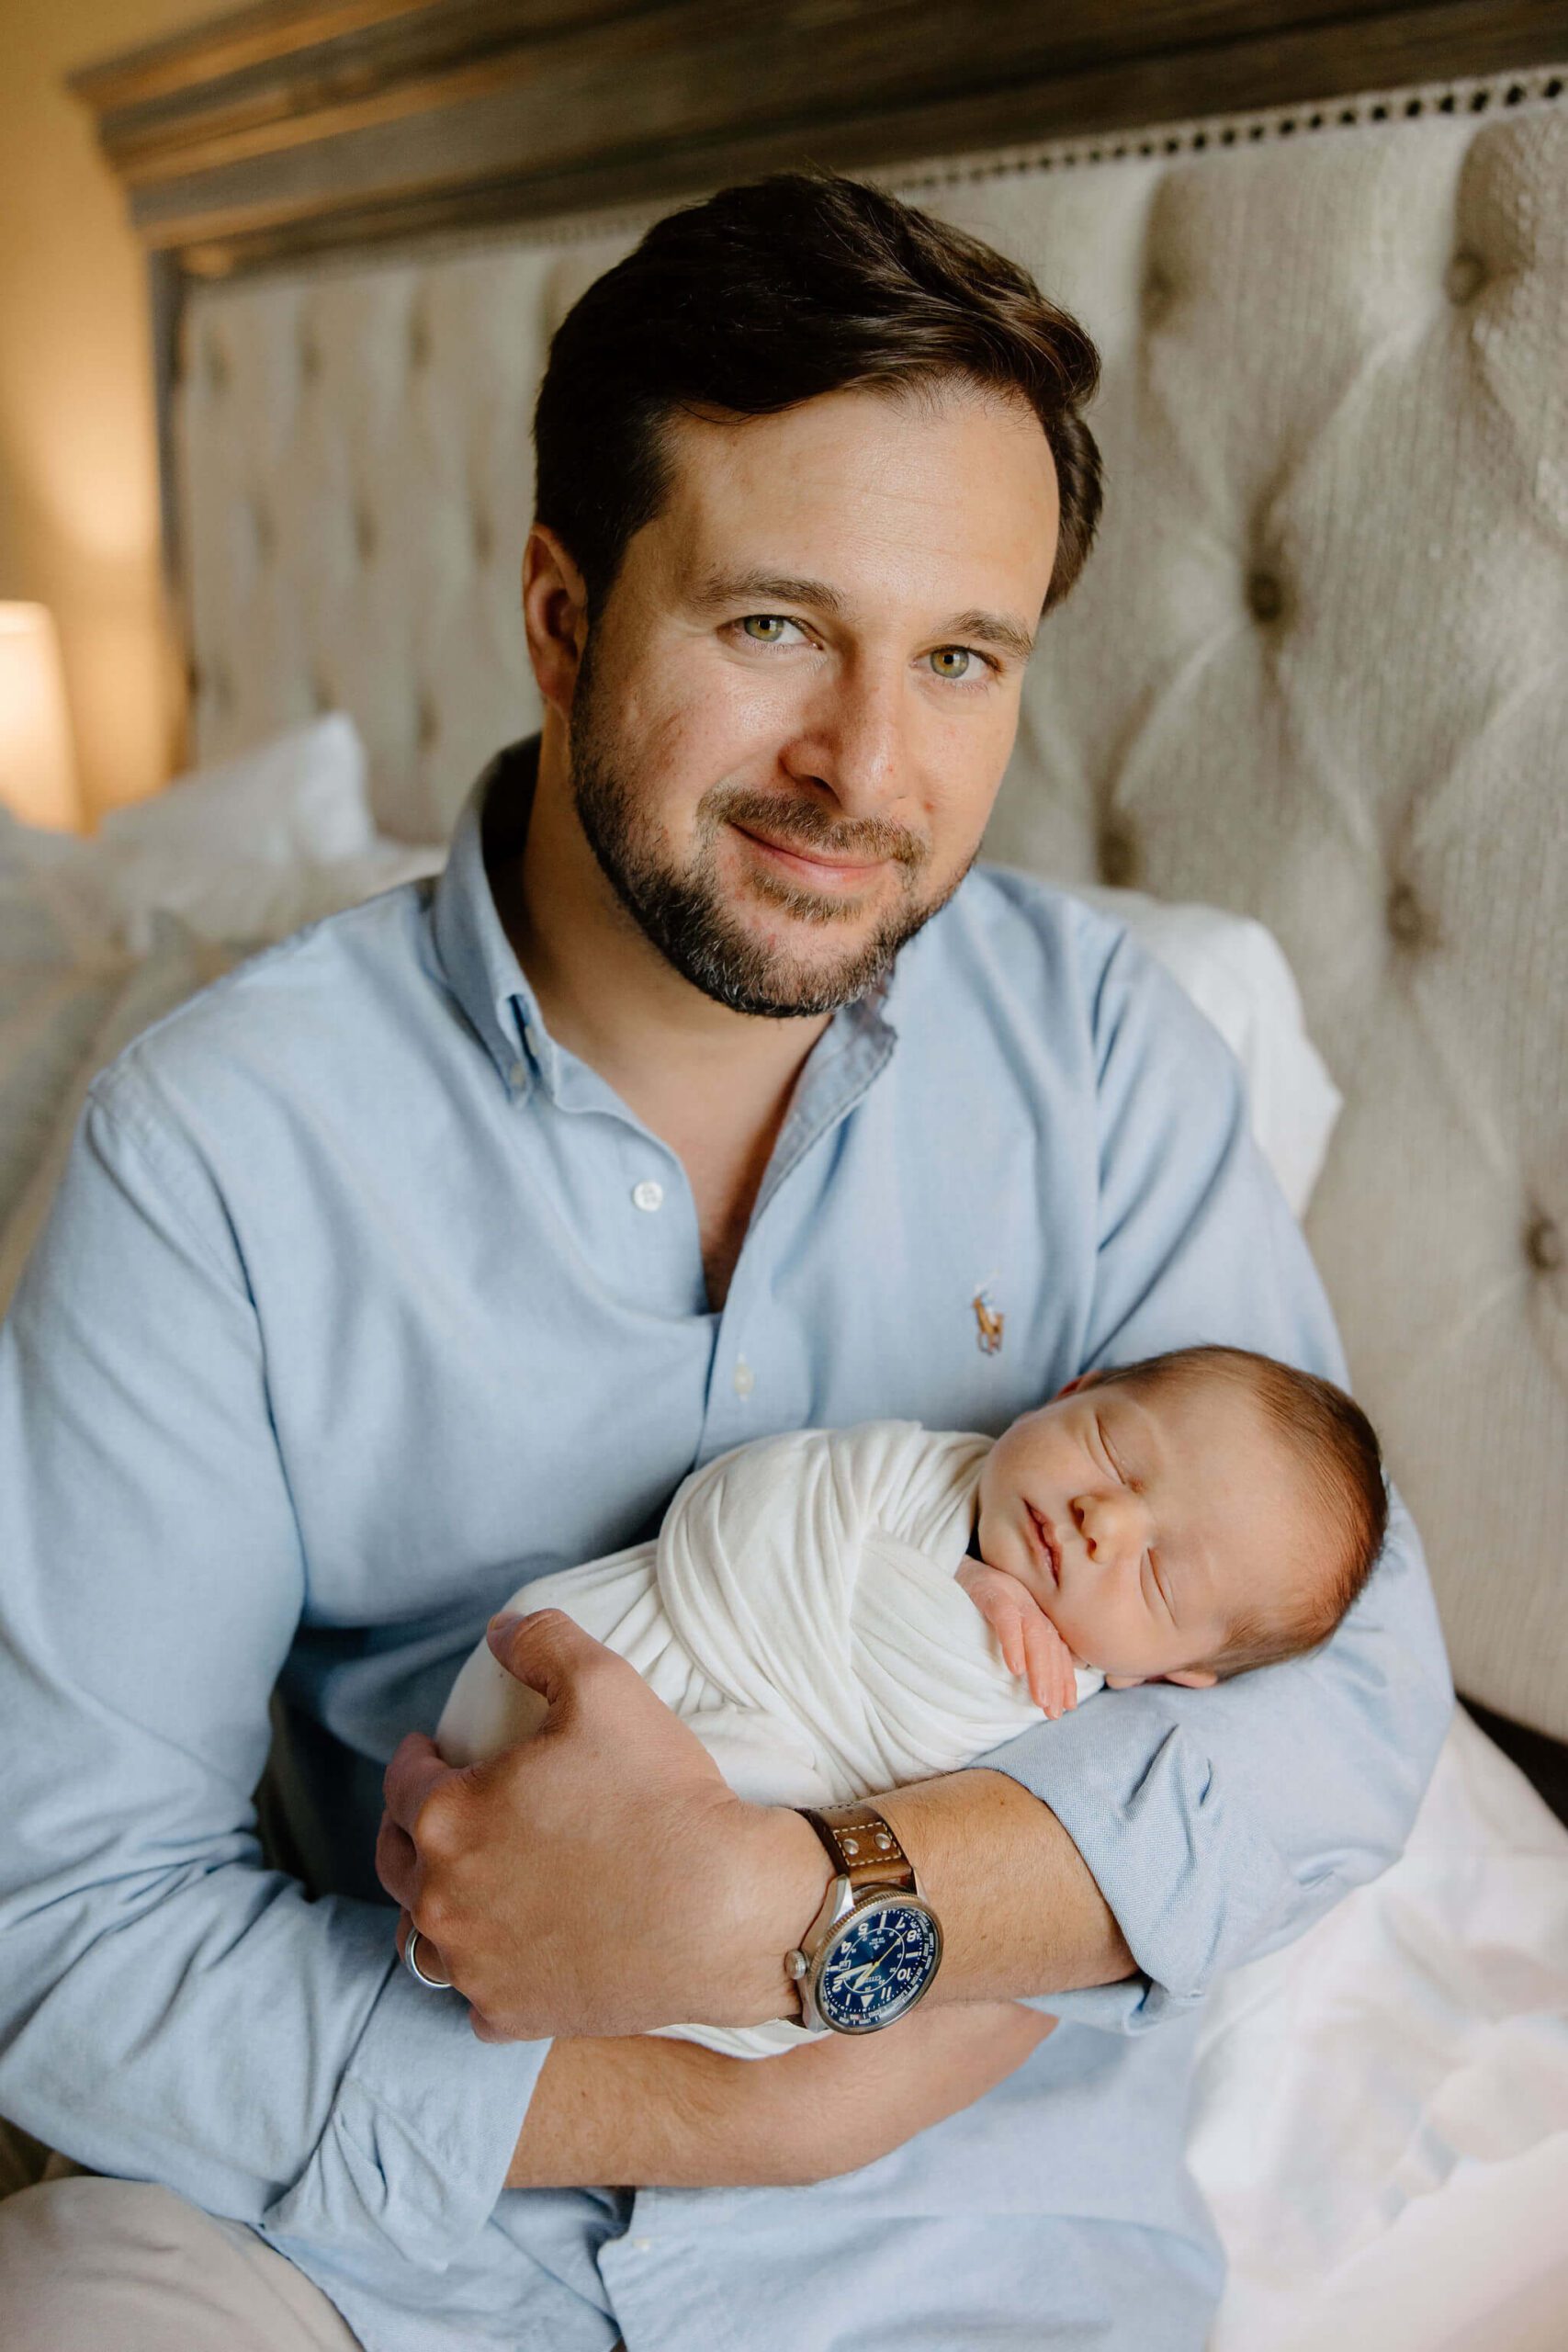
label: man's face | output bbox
[564,381,1061,1016]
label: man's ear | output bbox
[1162,1666,1218,1689]
[1055,1368,1104,1400]
[521,523,590,719]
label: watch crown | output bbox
[785,1949,807,1979]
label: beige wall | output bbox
[0,0,215,828]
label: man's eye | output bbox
[738,615,804,645]
[926,646,994,685]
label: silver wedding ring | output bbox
[404,1927,453,1990]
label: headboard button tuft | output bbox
[355,504,378,562]
[1526,1214,1563,1275]
[1386,881,1427,948]
[1444,251,1487,305]
[1099,818,1138,888]
[1247,570,1284,624]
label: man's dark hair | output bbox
[534,170,1102,621]
[1093,1344,1390,1678]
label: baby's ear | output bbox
[1162,1667,1218,1689]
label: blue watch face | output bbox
[817,1900,941,2032]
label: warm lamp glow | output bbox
[0,603,79,831]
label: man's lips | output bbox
[732,822,890,888]
[1025,1505,1060,1585]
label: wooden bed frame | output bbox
[71,2,1568,561]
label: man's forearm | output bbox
[713,1767,1132,2021]
[506,2036,748,2189]
[872,1769,1134,2002]
[686,1767,1133,2031]
[505,1999,1060,2190]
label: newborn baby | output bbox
[959,1343,1388,1717]
[437,1342,1386,2054]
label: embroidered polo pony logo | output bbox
[971,1285,1005,1356]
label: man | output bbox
[0,174,1450,2349]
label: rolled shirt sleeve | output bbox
[976,931,1453,2029]
[0,1081,546,2267]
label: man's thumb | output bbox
[485,1605,602,1702]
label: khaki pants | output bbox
[0,2128,631,2350]
[0,2173,364,2342]
[0,2126,363,2352]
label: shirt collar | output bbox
[430,735,902,1103]
[430,737,549,1097]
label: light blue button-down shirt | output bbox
[0,741,1451,2350]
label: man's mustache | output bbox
[705,786,929,873]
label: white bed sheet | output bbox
[1195,1707,1568,2348]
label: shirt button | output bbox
[507,1060,525,1088]
[631,1179,664,1213]
[732,1358,754,1398]
[631,2236,653,2253]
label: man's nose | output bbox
[783,658,912,820]
[1072,1490,1149,1570]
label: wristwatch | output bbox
[785,1802,943,2033]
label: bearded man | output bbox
[0,173,1450,2351]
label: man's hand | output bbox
[377,1608,829,2041]
[957,1558,1080,1718]
[505,1999,1058,2189]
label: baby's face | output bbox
[976,1374,1311,1685]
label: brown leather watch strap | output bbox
[798,1803,918,1897]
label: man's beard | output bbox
[568,667,976,1021]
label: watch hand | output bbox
[841,1944,899,1992]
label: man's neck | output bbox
[491,725,831,1304]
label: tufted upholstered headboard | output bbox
[171,69,1568,1740]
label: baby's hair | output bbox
[1090,1344,1388,1677]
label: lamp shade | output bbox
[0,604,78,831]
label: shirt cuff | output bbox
[973,1701,1294,2032]
[260,1907,549,2272]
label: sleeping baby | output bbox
[437,1341,1387,2054]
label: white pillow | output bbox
[88,835,445,956]
[0,964,125,1233]
[1076,884,1342,1221]
[0,807,96,975]
[97,715,375,869]
[5,717,446,957]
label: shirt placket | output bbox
[693,1006,897,1463]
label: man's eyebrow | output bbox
[940,608,1038,665]
[692,570,1037,664]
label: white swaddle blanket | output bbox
[437,1419,1102,2056]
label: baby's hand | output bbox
[956,1559,1079,1720]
